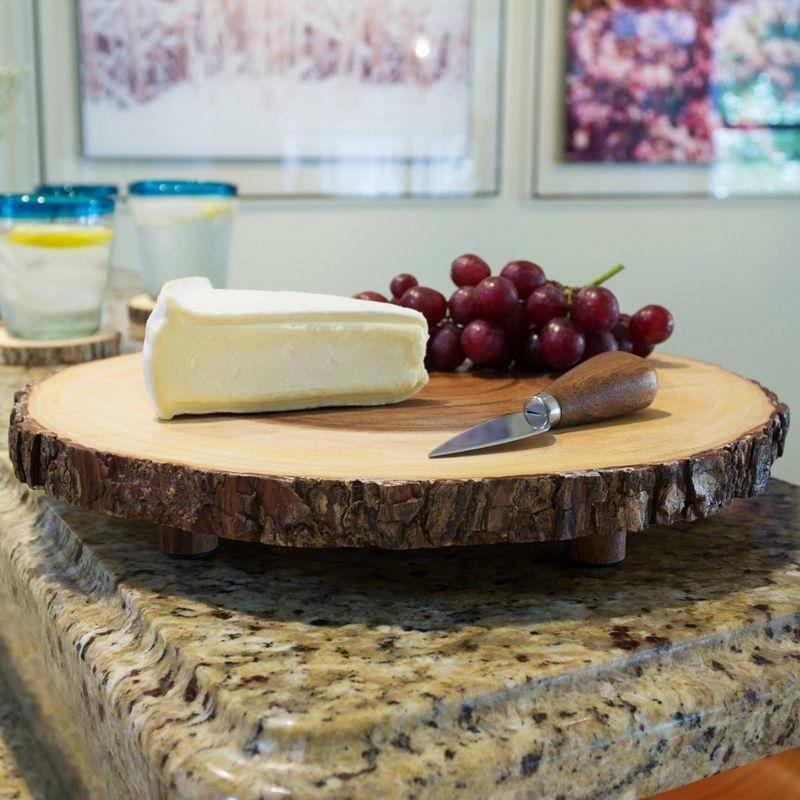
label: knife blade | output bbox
[429,351,658,459]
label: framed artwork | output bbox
[711,0,800,197]
[534,0,800,197]
[564,1,713,165]
[36,0,503,198]
[0,0,40,192]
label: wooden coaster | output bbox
[0,326,120,367]
[128,293,155,341]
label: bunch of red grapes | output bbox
[354,254,674,373]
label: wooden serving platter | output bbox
[8,353,789,564]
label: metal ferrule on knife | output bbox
[523,391,562,432]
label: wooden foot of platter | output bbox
[567,531,626,565]
[127,293,155,341]
[158,525,218,558]
[0,326,120,366]
[7,353,790,564]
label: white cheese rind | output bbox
[142,278,429,419]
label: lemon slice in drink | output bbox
[132,199,233,227]
[199,200,232,220]
[167,200,232,224]
[6,224,113,248]
[172,200,232,223]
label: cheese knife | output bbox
[429,351,658,458]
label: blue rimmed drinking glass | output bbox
[128,180,237,297]
[0,194,115,339]
[35,183,119,199]
[36,185,121,272]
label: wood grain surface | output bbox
[651,748,800,800]
[0,326,120,367]
[547,350,658,425]
[157,525,218,558]
[8,352,789,550]
[566,530,627,564]
[127,293,154,341]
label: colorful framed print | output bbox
[534,0,800,197]
[564,1,713,165]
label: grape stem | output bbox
[589,263,625,286]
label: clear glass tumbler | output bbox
[128,180,237,297]
[0,194,115,339]
[36,185,122,275]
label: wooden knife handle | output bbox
[545,351,658,427]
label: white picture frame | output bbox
[35,0,503,199]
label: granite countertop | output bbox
[0,669,63,800]
[0,465,798,799]
[0,293,797,799]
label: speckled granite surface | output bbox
[0,463,798,799]
[0,669,63,800]
[0,372,67,797]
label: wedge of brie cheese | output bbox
[142,277,429,419]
